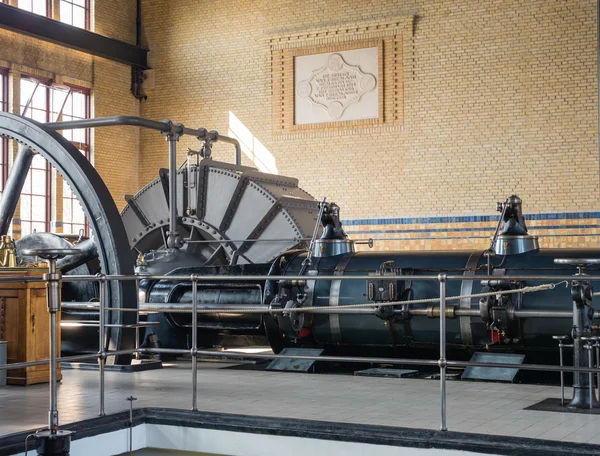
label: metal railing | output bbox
[1,269,600,435]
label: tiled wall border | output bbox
[343,212,600,250]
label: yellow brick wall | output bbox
[0,0,140,221]
[139,0,598,235]
[92,58,141,211]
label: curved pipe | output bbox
[208,130,242,166]
[45,116,242,165]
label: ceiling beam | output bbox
[0,4,148,69]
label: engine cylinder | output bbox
[272,248,596,354]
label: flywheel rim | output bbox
[0,112,136,364]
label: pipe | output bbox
[61,301,593,319]
[138,347,600,374]
[0,350,134,371]
[57,273,600,282]
[0,272,541,282]
[183,238,309,244]
[47,258,60,434]
[191,277,198,411]
[98,278,106,416]
[44,116,208,139]
[56,238,98,273]
[166,134,180,249]
[409,308,575,319]
[0,145,34,234]
[438,274,447,432]
[208,131,242,166]
[135,0,141,47]
[45,116,242,166]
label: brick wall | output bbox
[139,0,599,250]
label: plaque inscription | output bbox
[295,47,378,125]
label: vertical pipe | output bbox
[127,396,137,455]
[47,259,59,434]
[438,273,447,432]
[594,341,600,401]
[588,344,594,409]
[98,276,106,416]
[167,136,179,249]
[559,343,565,406]
[49,310,58,433]
[134,278,140,360]
[191,275,198,411]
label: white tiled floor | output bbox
[1,361,600,446]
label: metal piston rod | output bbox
[60,301,596,318]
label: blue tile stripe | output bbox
[342,212,600,227]
[345,233,597,241]
[346,224,600,235]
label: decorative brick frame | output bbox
[268,17,413,136]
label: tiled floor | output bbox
[1,360,600,446]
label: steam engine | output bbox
[134,192,596,364]
[0,112,597,409]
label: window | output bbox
[17,0,50,16]
[20,77,51,235]
[59,0,89,29]
[19,77,90,236]
[60,88,90,235]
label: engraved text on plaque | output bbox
[295,47,378,125]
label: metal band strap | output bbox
[329,253,354,343]
[460,251,484,345]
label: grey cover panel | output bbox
[122,180,169,243]
[225,182,276,247]
[121,158,317,264]
[203,168,240,228]
[243,210,302,263]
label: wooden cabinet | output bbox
[0,268,62,386]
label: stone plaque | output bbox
[294,47,378,125]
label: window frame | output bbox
[60,84,90,236]
[16,0,51,17]
[59,0,90,30]
[19,75,53,235]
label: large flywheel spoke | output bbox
[0,144,34,235]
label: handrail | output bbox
[0,269,599,435]
[0,272,597,283]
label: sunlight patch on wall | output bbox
[228,112,278,174]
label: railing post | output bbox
[21,248,79,454]
[46,259,60,433]
[98,274,106,416]
[438,273,447,432]
[587,342,594,410]
[191,274,198,411]
[595,341,600,402]
[552,335,569,406]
